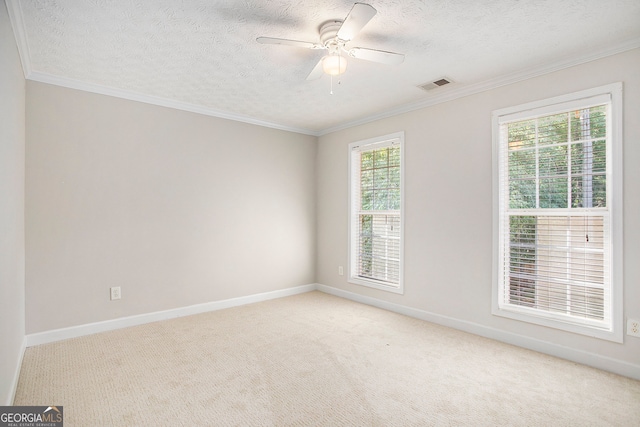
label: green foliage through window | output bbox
[502,104,609,321]
[353,142,402,286]
[360,146,401,211]
[507,106,607,210]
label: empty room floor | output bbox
[14,291,640,426]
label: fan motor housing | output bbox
[319,21,343,46]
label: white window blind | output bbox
[493,84,623,341]
[349,133,404,293]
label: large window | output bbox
[349,132,404,294]
[493,84,623,341]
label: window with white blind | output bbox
[492,84,623,342]
[349,132,404,294]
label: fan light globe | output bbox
[322,54,347,75]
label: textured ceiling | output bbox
[8,0,640,134]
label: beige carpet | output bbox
[14,291,640,426]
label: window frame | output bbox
[492,83,623,342]
[348,132,405,294]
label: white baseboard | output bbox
[22,282,639,381]
[316,284,640,381]
[26,284,317,347]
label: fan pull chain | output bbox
[329,74,342,95]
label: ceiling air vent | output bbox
[419,78,452,91]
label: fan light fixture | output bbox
[322,54,347,75]
[257,3,405,83]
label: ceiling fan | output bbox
[257,3,404,80]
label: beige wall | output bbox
[317,49,640,367]
[25,82,317,333]
[0,1,26,405]
[9,21,640,383]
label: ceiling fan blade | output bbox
[306,58,325,80]
[256,37,322,50]
[348,47,405,65]
[337,3,377,41]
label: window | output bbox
[349,132,404,294]
[492,84,623,341]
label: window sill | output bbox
[348,276,404,295]
[492,304,622,343]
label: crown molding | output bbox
[6,1,317,136]
[26,71,319,136]
[318,37,640,136]
[7,0,639,138]
[6,0,318,136]
[5,0,32,77]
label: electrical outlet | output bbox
[628,319,640,337]
[338,266,344,276]
[110,286,121,301]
